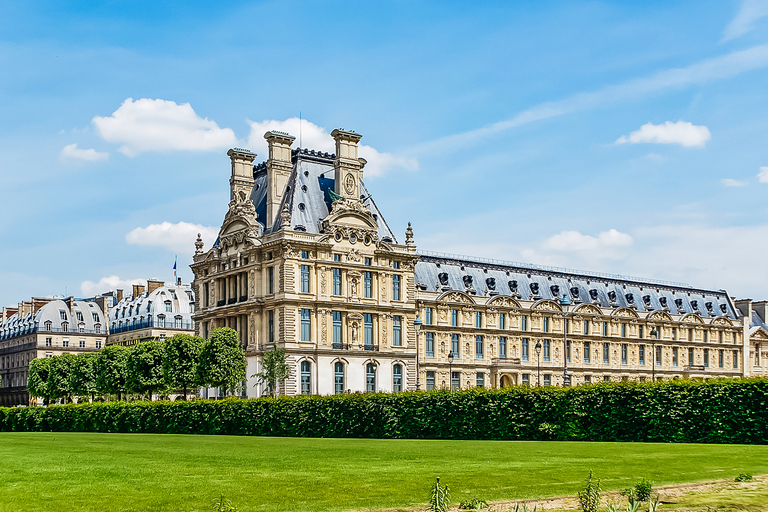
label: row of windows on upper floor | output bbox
[423,308,735,342]
[300,266,402,300]
[422,332,741,369]
[118,300,194,318]
[58,310,101,323]
[43,321,102,334]
[1,338,104,370]
[422,372,709,390]
[268,310,405,346]
[297,360,405,395]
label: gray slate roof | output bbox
[415,254,738,319]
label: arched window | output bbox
[165,301,172,312]
[95,324,101,334]
[393,364,402,393]
[174,316,182,329]
[62,321,69,332]
[44,321,52,331]
[334,362,344,395]
[366,363,376,392]
[157,315,165,328]
[300,361,311,395]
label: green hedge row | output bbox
[2,379,768,443]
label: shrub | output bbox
[735,473,753,482]
[633,479,653,502]
[577,470,601,512]
[459,497,488,510]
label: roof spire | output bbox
[405,222,415,246]
[195,233,204,255]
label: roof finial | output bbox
[280,204,292,229]
[405,222,414,246]
[194,233,204,255]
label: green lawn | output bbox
[1,433,768,512]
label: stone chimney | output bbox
[2,307,18,323]
[734,299,753,320]
[95,295,111,318]
[147,280,164,295]
[752,300,768,324]
[117,289,124,303]
[132,284,146,298]
[32,297,52,314]
[331,129,365,201]
[264,131,295,229]
[177,277,182,286]
[227,148,257,205]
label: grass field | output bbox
[2,433,768,512]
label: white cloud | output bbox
[721,178,748,187]
[723,0,768,41]
[758,166,768,183]
[80,275,146,297]
[92,98,238,157]
[413,44,768,155]
[59,143,109,162]
[246,117,418,177]
[125,221,219,255]
[615,121,711,148]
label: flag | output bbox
[173,257,177,279]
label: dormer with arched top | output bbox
[436,290,476,306]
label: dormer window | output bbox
[78,323,85,333]
[165,301,172,312]
[62,321,69,332]
[92,313,99,322]
[60,310,66,321]
[44,321,52,331]
[76,311,84,322]
[171,291,177,300]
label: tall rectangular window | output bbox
[300,265,310,293]
[672,347,678,366]
[392,316,402,346]
[543,374,551,386]
[621,344,628,365]
[688,328,694,342]
[733,350,739,369]
[364,271,372,298]
[521,315,528,332]
[688,347,694,366]
[364,313,373,345]
[333,269,341,295]
[475,335,484,359]
[451,334,459,358]
[499,313,505,330]
[603,343,609,364]
[426,332,434,357]
[393,364,402,392]
[672,327,678,341]
[300,309,311,341]
[718,349,724,368]
[602,322,608,336]
[334,362,344,395]
[719,331,724,343]
[392,275,401,301]
[425,307,432,325]
[522,374,530,386]
[476,373,484,388]
[656,346,662,366]
[268,267,274,294]
[522,338,529,361]
[583,320,590,335]
[426,371,435,391]
[584,341,590,363]
[566,340,571,363]
[333,311,342,344]
[543,339,550,362]
[704,331,709,343]
[639,345,645,365]
[301,361,311,395]
[451,371,460,390]
[451,309,458,327]
[499,336,507,359]
[268,310,274,343]
[543,317,549,333]
[639,326,644,339]
[704,348,709,367]
[621,323,627,338]
[301,250,309,259]
[475,312,482,328]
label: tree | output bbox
[253,347,291,397]
[28,357,55,404]
[197,327,246,397]
[126,340,166,400]
[69,353,98,402]
[95,345,131,401]
[48,354,76,403]
[163,333,204,400]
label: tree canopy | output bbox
[163,334,204,400]
[125,340,166,400]
[254,347,291,397]
[197,327,246,396]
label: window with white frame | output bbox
[392,316,402,346]
[393,364,403,392]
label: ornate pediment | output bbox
[436,290,476,305]
[532,299,562,313]
[320,197,379,245]
[712,316,734,326]
[751,327,768,341]
[680,313,705,324]
[573,303,602,316]
[218,191,263,250]
[486,295,522,309]
[611,307,639,319]
[647,310,673,322]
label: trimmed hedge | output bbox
[2,379,768,443]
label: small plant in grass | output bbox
[577,470,601,512]
[633,478,653,502]
[648,494,660,512]
[211,494,238,512]
[459,497,488,510]
[606,500,622,512]
[625,499,640,512]
[735,473,753,482]
[514,503,536,512]
[429,477,451,512]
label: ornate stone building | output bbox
[191,128,757,397]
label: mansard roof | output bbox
[751,310,768,334]
[110,283,195,325]
[414,253,738,319]
[253,149,396,241]
[0,299,108,340]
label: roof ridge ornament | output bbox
[194,233,204,256]
[405,222,414,246]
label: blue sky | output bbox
[1,0,767,307]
